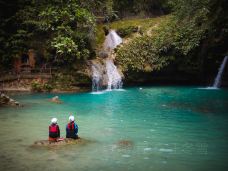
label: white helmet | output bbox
[51,118,57,124]
[69,115,74,122]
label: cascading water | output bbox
[106,59,123,90]
[212,56,228,88]
[91,30,123,92]
[91,63,102,92]
[103,30,123,52]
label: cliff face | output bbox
[123,61,228,87]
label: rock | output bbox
[49,96,62,104]
[32,137,93,147]
[99,51,109,58]
[0,92,21,106]
[117,140,134,148]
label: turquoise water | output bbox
[0,86,228,171]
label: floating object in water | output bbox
[139,87,143,90]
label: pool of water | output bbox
[0,86,228,171]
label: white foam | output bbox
[197,87,219,90]
[159,148,173,152]
[90,91,105,95]
[110,144,117,151]
[122,154,130,158]
[144,148,152,151]
[113,89,126,91]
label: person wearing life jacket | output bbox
[49,118,60,141]
[66,115,78,139]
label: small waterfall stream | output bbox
[212,56,228,88]
[91,30,123,91]
[91,63,102,91]
[103,30,123,52]
[106,59,123,90]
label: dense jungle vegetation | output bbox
[0,0,227,85]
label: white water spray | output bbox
[91,30,123,92]
[103,30,123,52]
[106,59,123,90]
[212,56,228,88]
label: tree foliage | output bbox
[113,0,170,17]
[116,0,228,74]
[1,0,227,76]
[0,0,96,68]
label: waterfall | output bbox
[91,30,123,92]
[104,30,123,90]
[91,63,102,92]
[106,59,123,90]
[212,56,228,88]
[103,30,123,52]
[91,59,123,91]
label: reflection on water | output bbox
[0,87,228,171]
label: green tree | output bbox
[116,0,228,74]
[0,0,96,68]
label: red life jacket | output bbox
[67,122,74,130]
[49,124,58,133]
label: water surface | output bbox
[0,86,228,171]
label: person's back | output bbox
[49,118,60,141]
[66,115,78,139]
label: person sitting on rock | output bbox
[49,118,60,141]
[66,115,78,139]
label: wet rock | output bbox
[0,92,22,107]
[117,140,134,148]
[49,96,62,104]
[32,137,92,147]
[99,51,109,58]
